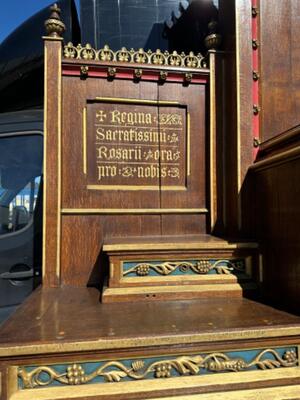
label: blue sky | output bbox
[0,0,80,44]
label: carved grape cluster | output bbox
[136,264,150,276]
[205,359,247,372]
[232,359,248,371]
[155,363,172,378]
[283,350,297,364]
[195,260,211,274]
[66,364,87,385]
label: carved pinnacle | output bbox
[45,3,66,38]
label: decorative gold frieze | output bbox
[63,43,207,69]
[123,260,245,277]
[18,348,298,389]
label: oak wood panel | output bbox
[217,0,238,235]
[103,234,258,249]
[61,214,161,286]
[158,82,206,211]
[61,76,207,210]
[260,0,300,141]
[59,68,209,285]
[1,287,300,398]
[62,77,158,209]
[215,0,253,235]
[43,39,62,287]
[257,124,300,160]
[1,287,300,351]
[244,155,300,315]
[60,215,206,286]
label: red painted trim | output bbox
[252,0,260,159]
[62,65,208,85]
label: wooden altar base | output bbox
[102,235,259,303]
[1,287,300,399]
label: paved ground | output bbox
[0,306,16,326]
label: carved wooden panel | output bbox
[61,76,207,212]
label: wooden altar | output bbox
[1,2,300,399]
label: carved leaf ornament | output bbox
[18,349,298,388]
[63,43,207,69]
[123,260,245,277]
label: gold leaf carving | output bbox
[18,349,298,389]
[123,260,244,277]
[63,43,207,69]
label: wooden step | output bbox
[1,287,300,400]
[102,282,258,303]
[102,234,259,302]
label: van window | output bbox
[0,134,43,236]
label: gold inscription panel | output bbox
[86,101,187,190]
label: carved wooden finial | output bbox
[204,20,222,50]
[44,3,66,38]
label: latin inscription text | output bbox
[88,103,186,187]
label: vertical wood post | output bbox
[42,4,65,287]
[205,20,222,232]
[209,50,218,232]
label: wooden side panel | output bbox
[260,0,300,141]
[216,0,253,235]
[43,39,62,287]
[241,0,300,314]
[244,154,300,315]
[216,0,238,235]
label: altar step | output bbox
[102,282,258,302]
[1,287,300,400]
[102,234,260,303]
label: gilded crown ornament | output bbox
[64,43,207,69]
[45,3,66,38]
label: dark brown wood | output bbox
[260,0,300,141]
[43,38,63,287]
[244,153,300,316]
[240,0,300,315]
[257,124,300,159]
[1,287,300,399]
[62,75,206,210]
[3,3,300,399]
[58,63,209,286]
[215,0,254,236]
[1,287,300,352]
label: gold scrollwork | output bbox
[123,260,245,277]
[63,43,207,69]
[18,349,298,389]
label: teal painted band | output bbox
[122,259,246,277]
[18,346,298,389]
